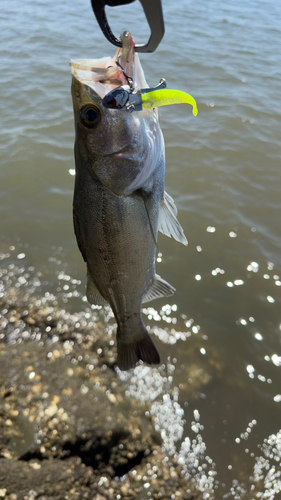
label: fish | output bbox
[70,31,191,370]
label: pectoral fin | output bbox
[158,191,188,246]
[140,188,157,247]
[86,269,108,306]
[142,274,175,303]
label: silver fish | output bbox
[70,31,187,370]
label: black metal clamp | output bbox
[91,0,165,53]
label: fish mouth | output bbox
[102,143,133,158]
[104,132,143,159]
[69,32,135,99]
[70,31,149,103]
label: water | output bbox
[1,0,281,497]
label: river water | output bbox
[1,0,281,498]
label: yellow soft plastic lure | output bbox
[142,89,198,116]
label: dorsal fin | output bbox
[142,274,175,303]
[158,191,188,246]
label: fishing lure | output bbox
[102,78,198,116]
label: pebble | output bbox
[107,393,117,404]
[29,462,41,470]
[9,410,19,419]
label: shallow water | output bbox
[1,0,281,497]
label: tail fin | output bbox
[117,326,160,371]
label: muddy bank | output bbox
[0,291,202,500]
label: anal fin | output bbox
[142,274,175,304]
[158,191,188,246]
[86,269,108,306]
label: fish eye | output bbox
[80,104,102,129]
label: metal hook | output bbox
[115,60,134,89]
[91,0,165,53]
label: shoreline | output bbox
[0,290,201,500]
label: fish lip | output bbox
[103,143,132,157]
[103,139,142,159]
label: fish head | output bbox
[71,72,133,158]
[70,32,164,196]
